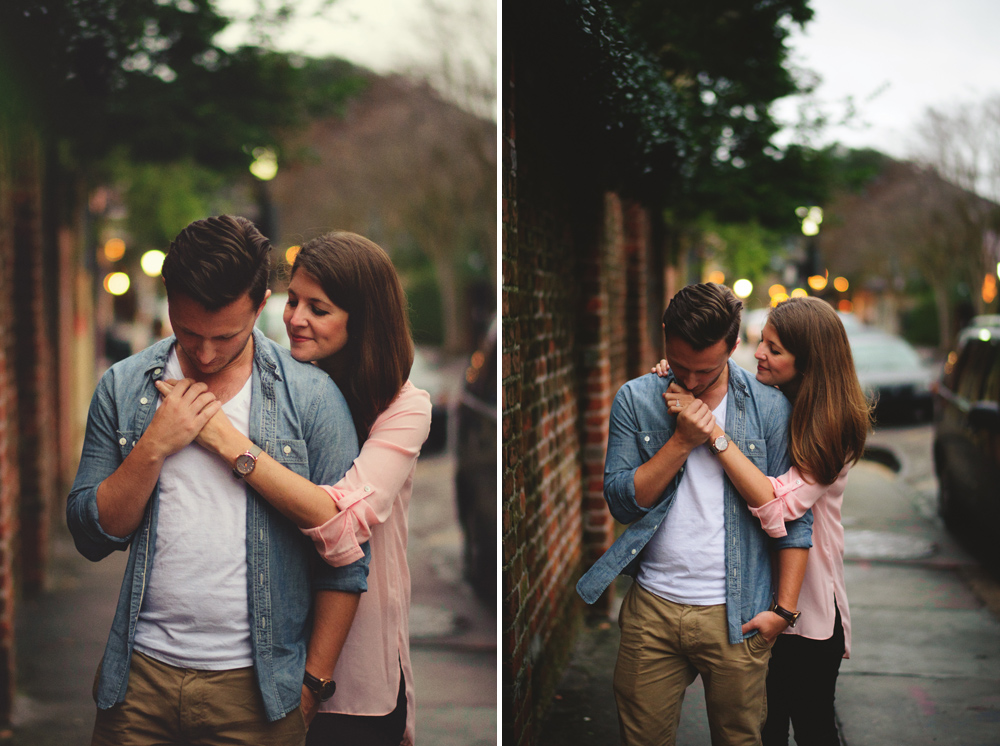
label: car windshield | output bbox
[852,337,923,373]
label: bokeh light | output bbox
[706,270,725,285]
[768,284,787,299]
[790,288,808,298]
[104,238,126,262]
[770,292,789,307]
[732,279,753,298]
[103,272,130,296]
[285,245,301,265]
[807,274,828,291]
[833,276,850,293]
[140,249,166,277]
[249,146,279,181]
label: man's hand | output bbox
[147,378,221,458]
[662,381,713,449]
[155,379,237,456]
[300,685,319,727]
[741,610,789,643]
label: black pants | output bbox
[306,666,406,746]
[762,604,845,746]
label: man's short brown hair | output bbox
[661,283,743,351]
[161,215,271,310]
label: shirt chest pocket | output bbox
[271,438,309,477]
[743,438,767,468]
[636,430,671,462]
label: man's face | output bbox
[664,335,732,398]
[168,291,267,376]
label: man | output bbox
[67,215,368,745]
[577,283,812,746]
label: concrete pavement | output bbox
[539,425,1000,744]
[7,452,496,745]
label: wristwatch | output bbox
[770,599,802,627]
[708,433,729,455]
[303,670,337,701]
[232,444,263,479]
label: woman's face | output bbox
[754,322,798,388]
[283,270,349,363]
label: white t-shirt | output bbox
[638,395,728,606]
[133,348,254,670]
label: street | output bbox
[9,451,496,746]
[538,420,1000,745]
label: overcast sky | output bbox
[214,0,496,114]
[772,0,1000,158]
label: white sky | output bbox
[213,0,496,103]
[772,0,1000,158]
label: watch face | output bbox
[234,453,256,476]
[714,435,728,452]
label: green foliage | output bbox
[0,0,310,172]
[405,265,445,346]
[113,158,229,250]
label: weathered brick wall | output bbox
[11,134,58,593]
[0,129,21,729]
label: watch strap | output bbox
[303,670,336,701]
[770,599,801,627]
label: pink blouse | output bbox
[301,381,432,745]
[750,463,853,658]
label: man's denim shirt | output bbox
[577,360,813,644]
[66,330,370,722]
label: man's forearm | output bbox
[633,438,694,508]
[95,437,167,538]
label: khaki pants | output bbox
[91,651,306,746]
[614,582,773,746]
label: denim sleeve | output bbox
[603,386,651,525]
[65,374,134,561]
[303,379,370,593]
[763,397,814,550]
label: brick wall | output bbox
[502,50,670,744]
[0,127,21,729]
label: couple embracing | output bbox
[69,216,427,746]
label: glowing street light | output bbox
[833,276,850,293]
[141,249,166,277]
[249,147,279,181]
[733,279,753,299]
[103,272,130,296]
[104,238,126,262]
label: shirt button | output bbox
[153,368,162,376]
[364,485,372,492]
[119,438,127,445]
[631,549,637,555]
[796,479,802,485]
[140,397,148,405]
[644,436,650,442]
[283,445,291,454]
[749,444,755,450]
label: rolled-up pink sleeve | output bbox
[301,383,432,566]
[750,466,824,538]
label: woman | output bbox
[658,296,871,746]
[159,231,430,746]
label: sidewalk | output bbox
[7,452,496,746]
[539,434,1000,745]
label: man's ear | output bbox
[729,337,740,358]
[255,289,272,320]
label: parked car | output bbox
[454,319,497,603]
[850,332,935,423]
[933,315,1000,565]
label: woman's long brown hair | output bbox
[290,232,414,443]
[767,297,873,485]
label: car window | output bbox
[956,340,993,401]
[980,343,1000,404]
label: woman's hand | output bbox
[651,359,670,377]
[154,379,238,456]
[663,382,696,417]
